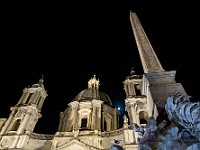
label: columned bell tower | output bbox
[0,77,47,149]
[124,68,149,126]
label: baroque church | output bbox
[0,11,200,150]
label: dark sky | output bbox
[0,1,200,134]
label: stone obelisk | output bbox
[129,11,187,112]
[130,12,165,73]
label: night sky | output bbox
[1,1,200,134]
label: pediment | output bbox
[59,139,89,150]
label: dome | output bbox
[72,75,113,106]
[73,88,113,106]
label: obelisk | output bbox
[130,12,165,73]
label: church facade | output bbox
[0,12,199,150]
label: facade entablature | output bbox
[101,127,124,137]
[78,108,91,115]
[125,96,147,105]
[79,101,92,109]
[55,131,73,137]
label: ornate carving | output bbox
[15,109,27,118]
[0,137,14,148]
[88,75,100,89]
[72,125,79,139]
[165,91,200,141]
[132,91,200,150]
[133,117,159,150]
[135,101,146,110]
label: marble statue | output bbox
[134,91,200,150]
[165,91,200,141]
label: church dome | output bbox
[72,75,113,106]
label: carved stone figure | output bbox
[165,91,200,141]
[134,91,200,150]
[137,117,159,150]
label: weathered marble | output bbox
[135,92,200,150]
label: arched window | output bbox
[139,111,148,124]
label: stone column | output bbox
[58,112,64,131]
[22,92,30,104]
[17,109,33,134]
[91,106,96,129]
[91,100,103,130]
[30,91,39,104]
[0,111,15,135]
[67,101,79,130]
[128,103,137,125]
[97,107,101,130]
[37,97,45,110]
[113,108,117,130]
[72,107,78,127]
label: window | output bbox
[134,84,141,95]
[11,119,21,131]
[139,111,147,124]
[81,118,87,128]
[104,120,107,131]
[26,93,33,103]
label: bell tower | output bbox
[123,68,149,126]
[0,76,47,149]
